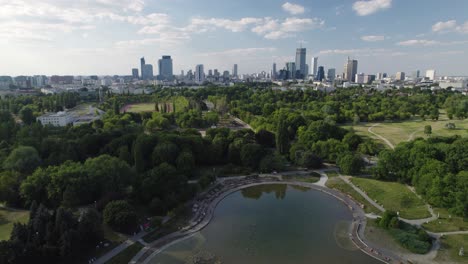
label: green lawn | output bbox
[342,113,468,147]
[124,103,156,113]
[435,235,468,263]
[282,173,320,183]
[423,208,468,232]
[106,242,144,264]
[324,170,339,178]
[350,178,430,219]
[0,208,29,241]
[325,177,381,214]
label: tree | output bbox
[255,129,275,148]
[103,200,137,233]
[300,151,323,169]
[19,106,34,125]
[3,146,41,174]
[424,125,432,136]
[259,153,285,173]
[176,151,195,176]
[337,153,363,175]
[445,123,456,130]
[0,171,22,206]
[240,143,265,169]
[275,115,289,155]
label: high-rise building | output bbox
[355,73,365,84]
[327,68,336,81]
[316,66,325,81]
[344,57,358,82]
[412,70,420,78]
[377,73,387,80]
[286,62,296,80]
[426,69,436,80]
[272,63,277,79]
[364,75,376,84]
[140,57,146,80]
[232,64,238,78]
[396,72,406,81]
[158,55,174,81]
[142,64,153,80]
[132,68,139,79]
[295,48,307,78]
[195,64,205,84]
[311,57,318,76]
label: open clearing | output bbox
[350,178,430,219]
[435,234,468,263]
[423,207,468,232]
[342,113,468,148]
[0,207,29,241]
[121,103,155,113]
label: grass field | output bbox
[423,208,468,232]
[106,242,144,264]
[342,113,468,148]
[435,235,468,263]
[122,103,156,113]
[325,177,381,214]
[0,208,29,241]
[350,178,430,219]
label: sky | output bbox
[1,0,468,76]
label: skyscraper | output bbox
[232,64,238,78]
[344,57,358,82]
[143,64,153,80]
[327,68,336,81]
[396,72,405,81]
[132,68,139,79]
[295,48,307,78]
[272,63,277,79]
[195,64,205,84]
[426,69,436,80]
[316,66,325,81]
[158,55,174,81]
[311,57,318,76]
[140,57,146,80]
[286,62,296,80]
[412,70,420,78]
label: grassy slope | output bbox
[0,208,29,241]
[435,235,468,263]
[423,207,468,232]
[126,103,156,113]
[106,242,144,264]
[350,178,430,219]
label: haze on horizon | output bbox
[1,0,468,76]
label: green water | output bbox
[150,184,381,264]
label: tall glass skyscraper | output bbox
[158,55,174,81]
[295,48,306,78]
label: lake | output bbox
[149,184,381,264]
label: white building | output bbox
[439,80,468,91]
[311,57,318,76]
[426,69,436,80]
[195,64,205,84]
[355,73,365,84]
[37,112,74,126]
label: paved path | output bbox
[94,231,147,264]
[368,124,395,150]
[313,170,329,187]
[338,172,385,212]
[402,186,438,226]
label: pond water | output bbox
[149,184,381,264]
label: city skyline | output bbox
[1,0,468,76]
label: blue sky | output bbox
[1,0,467,76]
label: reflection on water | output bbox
[150,185,381,264]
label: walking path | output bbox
[94,231,148,264]
[368,124,395,150]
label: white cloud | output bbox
[197,47,277,57]
[397,39,468,46]
[361,35,385,41]
[282,2,305,15]
[253,17,324,39]
[352,0,392,16]
[188,17,263,33]
[431,20,468,34]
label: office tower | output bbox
[233,64,238,78]
[286,62,296,79]
[195,64,205,83]
[272,63,277,79]
[355,73,365,84]
[311,57,318,76]
[158,55,174,81]
[426,69,436,80]
[327,68,336,81]
[344,57,358,82]
[364,75,376,84]
[412,70,420,78]
[295,48,307,78]
[132,68,139,79]
[223,71,230,80]
[316,66,325,81]
[396,72,405,81]
[143,64,153,80]
[305,64,309,77]
[140,57,146,80]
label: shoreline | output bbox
[133,178,407,264]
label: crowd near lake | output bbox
[150,184,381,264]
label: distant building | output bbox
[272,63,277,79]
[426,69,436,80]
[355,73,365,84]
[232,64,238,78]
[132,68,139,79]
[158,55,174,81]
[311,57,318,76]
[295,48,307,78]
[49,75,73,85]
[142,64,154,80]
[344,57,358,82]
[37,112,74,126]
[327,68,336,81]
[140,57,146,80]
[286,62,296,80]
[195,64,205,83]
[412,70,420,78]
[364,75,376,84]
[377,73,387,80]
[396,72,406,81]
[316,66,325,81]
